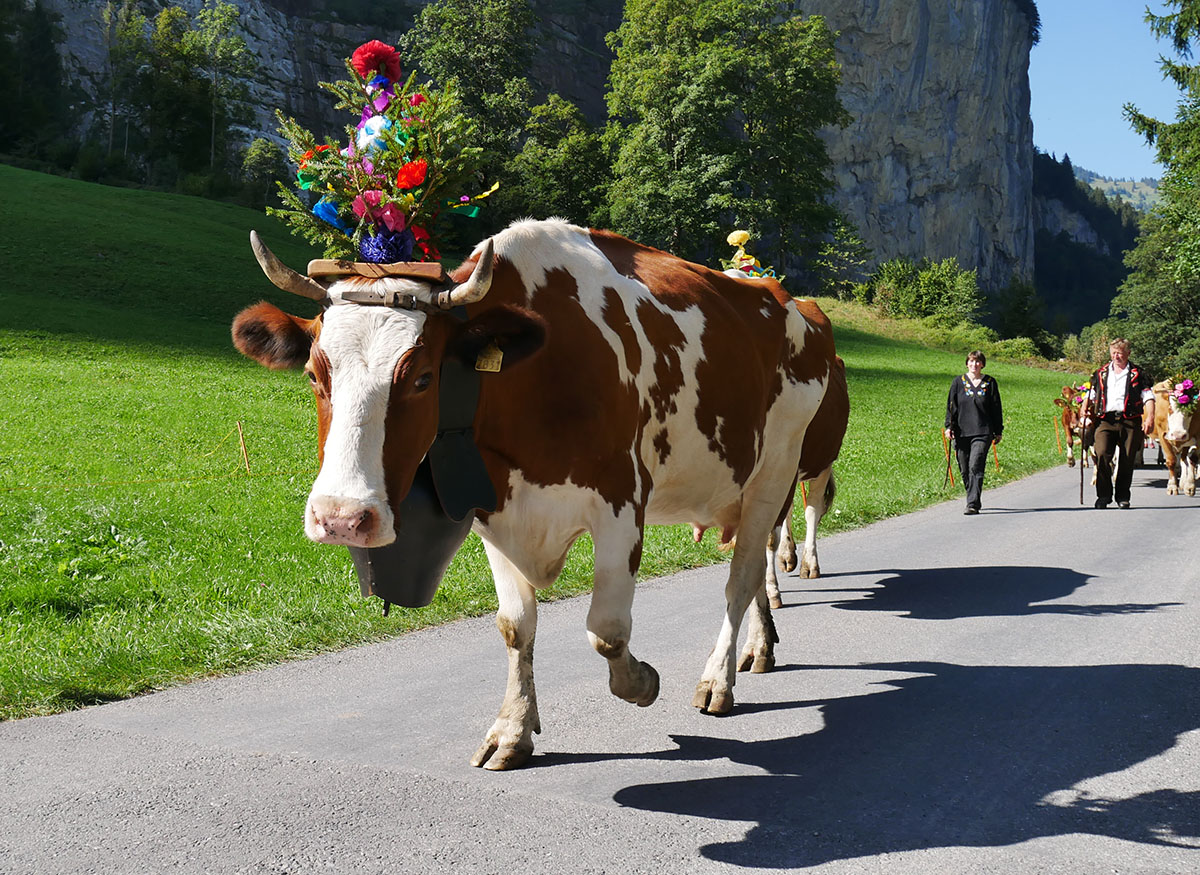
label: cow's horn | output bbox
[443,239,494,307]
[250,231,328,301]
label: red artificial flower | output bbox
[411,224,439,262]
[351,40,402,82]
[395,159,428,190]
[408,92,427,108]
[298,144,331,169]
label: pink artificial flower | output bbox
[377,203,406,233]
[1180,394,1192,405]
[1184,378,1195,390]
[353,190,385,219]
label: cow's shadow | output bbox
[783,566,1180,620]
[611,661,1200,868]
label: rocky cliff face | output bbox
[1033,197,1109,255]
[43,0,382,147]
[45,0,1035,290]
[807,0,1035,290]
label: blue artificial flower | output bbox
[359,227,415,263]
[312,197,352,233]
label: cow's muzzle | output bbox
[305,495,396,548]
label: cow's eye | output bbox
[305,370,318,386]
[414,372,433,391]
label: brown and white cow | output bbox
[233,218,837,770]
[764,354,849,610]
[1150,381,1200,496]
[1053,387,1090,469]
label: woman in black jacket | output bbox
[944,350,1004,515]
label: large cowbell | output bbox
[347,308,497,609]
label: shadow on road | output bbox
[781,565,1181,620]
[611,662,1200,868]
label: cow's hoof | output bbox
[631,662,660,707]
[692,681,734,714]
[1168,485,1179,495]
[779,551,798,573]
[471,741,533,771]
[799,560,820,579]
[1067,458,1075,468]
[768,594,784,610]
[609,659,660,706]
[738,651,775,673]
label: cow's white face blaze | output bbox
[305,302,427,547]
[1165,397,1193,444]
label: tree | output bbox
[399,0,536,223]
[605,0,849,270]
[503,94,612,227]
[1115,1,1200,376]
[100,0,149,160]
[0,0,66,149]
[182,0,254,170]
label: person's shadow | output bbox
[612,661,1200,867]
[786,566,1180,620]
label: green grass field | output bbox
[0,164,1081,720]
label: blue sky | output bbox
[1029,1,1183,180]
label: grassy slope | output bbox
[0,165,1080,719]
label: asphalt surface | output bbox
[3,461,1199,874]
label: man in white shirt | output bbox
[1079,338,1156,508]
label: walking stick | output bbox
[1079,416,1086,505]
[992,442,1001,473]
[942,432,956,487]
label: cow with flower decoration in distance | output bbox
[1053,382,1093,470]
[1149,376,1200,496]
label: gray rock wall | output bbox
[807,0,1035,290]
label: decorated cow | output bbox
[233,218,840,769]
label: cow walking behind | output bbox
[233,219,839,769]
[1149,380,1200,496]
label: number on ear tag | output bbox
[475,341,503,373]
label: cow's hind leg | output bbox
[587,521,659,708]
[471,544,542,771]
[694,493,778,715]
[799,468,835,579]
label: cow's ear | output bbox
[232,301,317,370]
[447,305,547,370]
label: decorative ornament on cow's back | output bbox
[1169,374,1198,415]
[269,38,498,262]
[720,229,783,281]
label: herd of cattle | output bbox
[232,217,1195,770]
[1055,382,1200,496]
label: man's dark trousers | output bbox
[1093,417,1142,504]
[956,435,991,510]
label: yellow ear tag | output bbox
[475,341,503,373]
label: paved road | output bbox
[3,462,1199,874]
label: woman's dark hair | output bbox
[966,350,986,367]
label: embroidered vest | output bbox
[1093,363,1146,418]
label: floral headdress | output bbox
[269,39,497,263]
[1063,381,1090,409]
[720,229,783,281]
[1168,374,1198,416]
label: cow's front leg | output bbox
[587,523,659,707]
[737,585,778,673]
[1181,448,1197,496]
[1066,436,1076,467]
[471,544,541,771]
